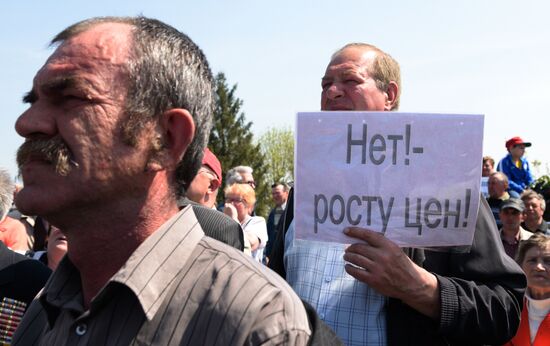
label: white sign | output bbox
[295,112,484,247]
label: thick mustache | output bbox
[16,137,75,176]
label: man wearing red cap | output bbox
[497,136,534,195]
[185,148,222,209]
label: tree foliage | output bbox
[258,126,294,186]
[208,72,269,216]
[253,126,295,217]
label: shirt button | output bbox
[324,277,331,283]
[319,313,325,319]
[75,323,87,336]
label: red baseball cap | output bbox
[505,136,531,150]
[202,148,222,183]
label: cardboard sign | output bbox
[295,112,484,247]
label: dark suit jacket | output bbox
[265,207,277,258]
[178,198,244,251]
[0,242,51,308]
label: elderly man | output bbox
[487,171,512,228]
[12,17,311,345]
[271,43,525,345]
[521,190,549,234]
[499,198,532,258]
[180,148,245,251]
[185,148,222,208]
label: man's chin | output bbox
[14,188,47,216]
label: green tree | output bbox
[254,126,294,218]
[208,72,269,216]
[258,126,294,186]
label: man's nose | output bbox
[15,105,57,139]
[325,83,344,99]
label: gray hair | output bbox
[52,16,214,195]
[0,170,14,221]
[521,189,546,211]
[226,166,253,186]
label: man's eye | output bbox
[344,79,360,84]
[64,94,84,100]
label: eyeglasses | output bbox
[198,167,217,179]
[225,197,246,205]
[241,181,256,188]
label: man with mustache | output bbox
[12,17,312,345]
[271,43,526,345]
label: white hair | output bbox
[226,166,253,186]
[0,169,14,222]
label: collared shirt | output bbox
[522,219,550,235]
[500,226,533,259]
[480,177,489,198]
[284,221,386,346]
[14,206,311,345]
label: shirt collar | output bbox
[110,206,204,320]
[39,206,205,322]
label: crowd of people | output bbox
[0,15,548,345]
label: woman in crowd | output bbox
[223,183,268,262]
[31,218,67,271]
[506,233,550,345]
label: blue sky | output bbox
[1,1,548,179]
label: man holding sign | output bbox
[271,43,526,345]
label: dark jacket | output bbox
[178,198,244,251]
[0,241,51,308]
[265,207,279,258]
[270,190,526,346]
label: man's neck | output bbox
[501,226,521,242]
[60,185,179,308]
[524,217,542,231]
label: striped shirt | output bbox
[284,221,387,346]
[13,206,311,345]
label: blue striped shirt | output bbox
[284,221,387,346]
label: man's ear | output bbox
[384,81,399,111]
[208,177,221,193]
[159,108,195,166]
